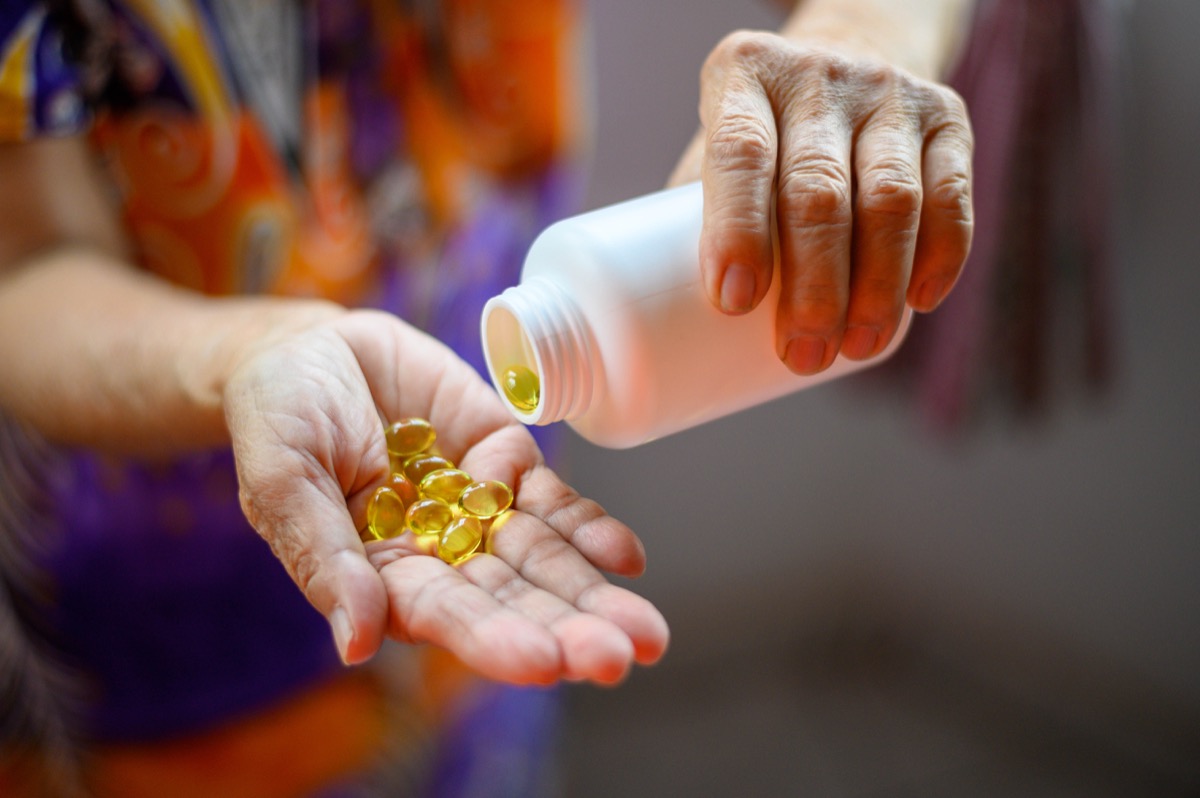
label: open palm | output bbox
[223,309,668,685]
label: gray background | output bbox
[560,0,1200,789]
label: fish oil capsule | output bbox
[502,365,539,412]
[403,453,454,484]
[458,480,513,519]
[385,417,436,458]
[366,486,408,540]
[406,497,454,537]
[419,468,473,505]
[438,515,483,564]
[386,472,420,509]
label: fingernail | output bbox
[330,606,353,665]
[783,335,828,374]
[916,277,949,310]
[842,326,879,360]
[719,263,756,314]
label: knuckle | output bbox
[858,165,923,220]
[777,163,851,228]
[290,547,322,595]
[934,116,974,153]
[706,114,775,174]
[786,283,846,333]
[703,30,776,88]
[926,91,974,143]
[927,172,974,225]
[713,29,777,65]
[934,83,970,118]
[851,276,906,319]
[794,47,855,84]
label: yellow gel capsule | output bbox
[387,472,420,509]
[502,365,539,412]
[406,497,454,537]
[438,515,483,564]
[419,468,473,505]
[458,480,513,519]
[386,417,436,458]
[403,454,454,484]
[366,486,407,540]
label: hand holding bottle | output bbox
[670,1,975,375]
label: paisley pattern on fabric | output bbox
[0,2,585,795]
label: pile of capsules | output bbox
[364,417,514,565]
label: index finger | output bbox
[699,35,779,317]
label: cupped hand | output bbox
[672,30,974,374]
[223,308,668,686]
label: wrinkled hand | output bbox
[673,31,974,374]
[223,309,668,685]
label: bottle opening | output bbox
[481,279,594,428]
[482,301,545,424]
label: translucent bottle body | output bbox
[481,182,911,449]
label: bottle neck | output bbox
[481,277,594,426]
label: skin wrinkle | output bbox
[241,346,378,504]
[919,85,970,130]
[392,563,463,645]
[777,164,853,228]
[400,570,563,684]
[363,535,424,570]
[571,515,642,575]
[448,554,632,682]
[704,112,776,177]
[485,566,540,608]
[851,274,909,310]
[537,490,620,565]
[926,177,973,228]
[516,534,588,593]
[572,581,620,623]
[920,152,973,211]
[444,554,586,650]
[502,471,645,577]
[288,544,324,599]
[238,444,353,607]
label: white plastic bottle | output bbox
[480,182,911,449]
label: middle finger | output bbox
[843,99,923,359]
[775,80,854,375]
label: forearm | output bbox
[0,247,343,456]
[781,0,974,80]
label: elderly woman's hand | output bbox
[672,14,973,375]
[224,309,669,685]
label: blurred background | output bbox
[557,1,1200,795]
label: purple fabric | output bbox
[877,0,1121,435]
[424,685,564,798]
[4,0,580,759]
[40,449,340,741]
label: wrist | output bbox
[0,246,348,454]
[195,296,347,429]
[781,0,972,81]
